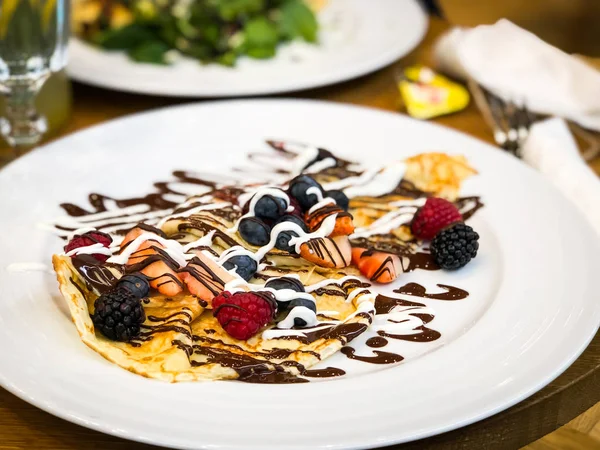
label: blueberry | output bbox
[288,298,317,327]
[117,274,150,298]
[238,217,271,246]
[254,194,287,220]
[289,175,324,211]
[275,230,299,253]
[326,190,349,211]
[265,276,305,292]
[273,215,307,253]
[222,255,258,281]
[276,214,307,232]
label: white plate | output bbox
[67,0,427,97]
[0,99,599,450]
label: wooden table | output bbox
[1,16,599,450]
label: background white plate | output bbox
[0,100,599,450]
[67,0,428,97]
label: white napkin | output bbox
[522,118,600,237]
[433,19,600,132]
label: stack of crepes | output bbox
[53,145,476,382]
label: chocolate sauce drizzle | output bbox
[395,283,469,301]
[57,140,481,383]
[341,347,404,364]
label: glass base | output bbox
[0,114,47,148]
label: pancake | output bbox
[54,254,375,382]
[52,144,479,382]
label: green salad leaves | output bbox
[90,0,319,66]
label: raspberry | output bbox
[288,196,303,218]
[212,291,276,340]
[411,198,462,240]
[64,231,113,262]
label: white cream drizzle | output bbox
[67,227,98,240]
[304,275,363,292]
[107,232,187,267]
[345,288,371,304]
[289,146,320,176]
[157,201,230,227]
[304,157,336,174]
[321,162,407,199]
[277,306,320,329]
[305,186,324,202]
[349,198,426,239]
[287,214,337,253]
[307,197,335,215]
[65,243,113,257]
[317,310,340,317]
[372,304,435,334]
[182,230,215,253]
[262,322,335,340]
[322,167,379,191]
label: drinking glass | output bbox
[0,0,69,149]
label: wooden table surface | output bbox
[1,13,599,450]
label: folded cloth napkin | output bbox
[433,19,600,132]
[522,117,600,237]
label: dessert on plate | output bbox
[52,140,482,382]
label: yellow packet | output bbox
[398,66,470,119]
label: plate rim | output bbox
[0,98,599,449]
[66,0,428,97]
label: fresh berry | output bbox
[64,230,113,262]
[288,175,324,211]
[127,240,183,297]
[212,291,276,340]
[254,194,288,220]
[430,223,479,270]
[288,196,303,218]
[117,274,150,298]
[304,206,354,236]
[273,215,307,253]
[265,276,306,311]
[181,254,235,301]
[120,224,166,250]
[222,254,258,281]
[299,235,352,269]
[275,231,298,253]
[326,190,349,211]
[238,217,271,246]
[92,288,146,342]
[265,276,305,293]
[276,214,307,231]
[287,298,317,327]
[351,247,401,284]
[411,197,463,240]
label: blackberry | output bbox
[92,288,146,342]
[431,223,479,270]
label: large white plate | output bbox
[67,0,427,97]
[0,99,599,450]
